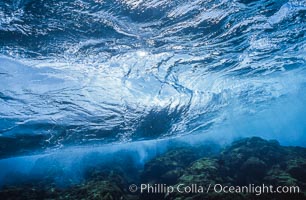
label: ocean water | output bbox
[0,0,306,189]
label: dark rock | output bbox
[141,143,220,185]
[286,159,306,182]
[141,148,198,185]
[239,156,268,184]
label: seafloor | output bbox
[1,137,306,200]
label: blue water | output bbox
[0,0,306,163]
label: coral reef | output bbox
[1,137,305,200]
[167,137,306,200]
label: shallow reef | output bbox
[1,137,306,200]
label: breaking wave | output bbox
[0,0,306,157]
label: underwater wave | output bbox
[0,0,306,157]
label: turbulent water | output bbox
[0,0,306,158]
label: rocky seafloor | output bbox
[1,137,306,200]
